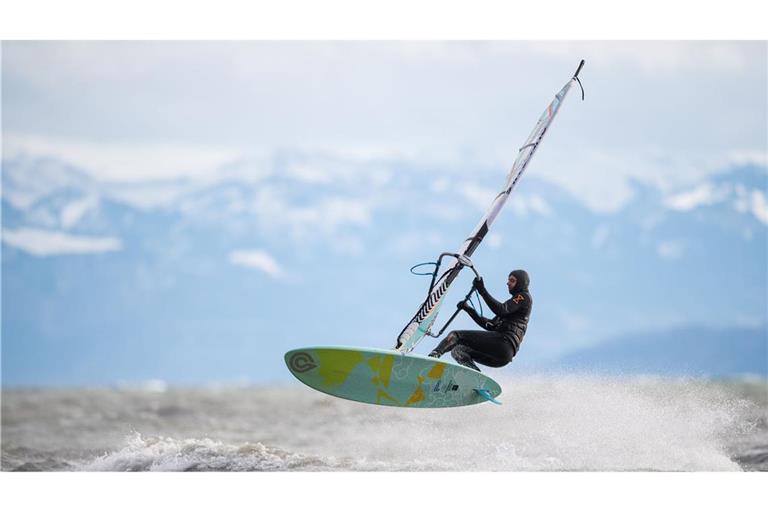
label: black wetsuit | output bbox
[431,269,532,371]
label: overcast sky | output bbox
[4,41,766,212]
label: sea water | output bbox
[2,376,766,471]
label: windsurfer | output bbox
[428,270,532,371]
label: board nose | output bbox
[285,350,318,375]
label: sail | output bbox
[395,60,585,353]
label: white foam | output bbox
[67,376,762,471]
[294,375,757,471]
[384,375,755,471]
[79,433,329,471]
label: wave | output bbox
[78,433,335,472]
[272,374,761,471]
[76,433,452,472]
[5,375,765,471]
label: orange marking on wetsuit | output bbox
[513,294,524,304]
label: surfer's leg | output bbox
[428,331,460,358]
[450,345,481,371]
[454,331,514,368]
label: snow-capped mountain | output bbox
[2,152,766,385]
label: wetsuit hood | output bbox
[509,269,530,293]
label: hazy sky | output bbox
[4,41,766,211]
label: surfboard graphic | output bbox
[285,347,502,408]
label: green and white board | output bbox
[285,346,502,408]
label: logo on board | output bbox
[432,380,460,393]
[289,352,317,373]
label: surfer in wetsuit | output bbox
[428,269,532,371]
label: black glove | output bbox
[473,276,484,289]
[457,301,471,311]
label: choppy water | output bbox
[2,376,766,471]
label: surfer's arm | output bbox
[463,306,497,331]
[475,280,527,316]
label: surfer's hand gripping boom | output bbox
[457,300,472,312]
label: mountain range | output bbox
[542,324,767,376]
[2,151,766,385]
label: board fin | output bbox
[475,388,501,405]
